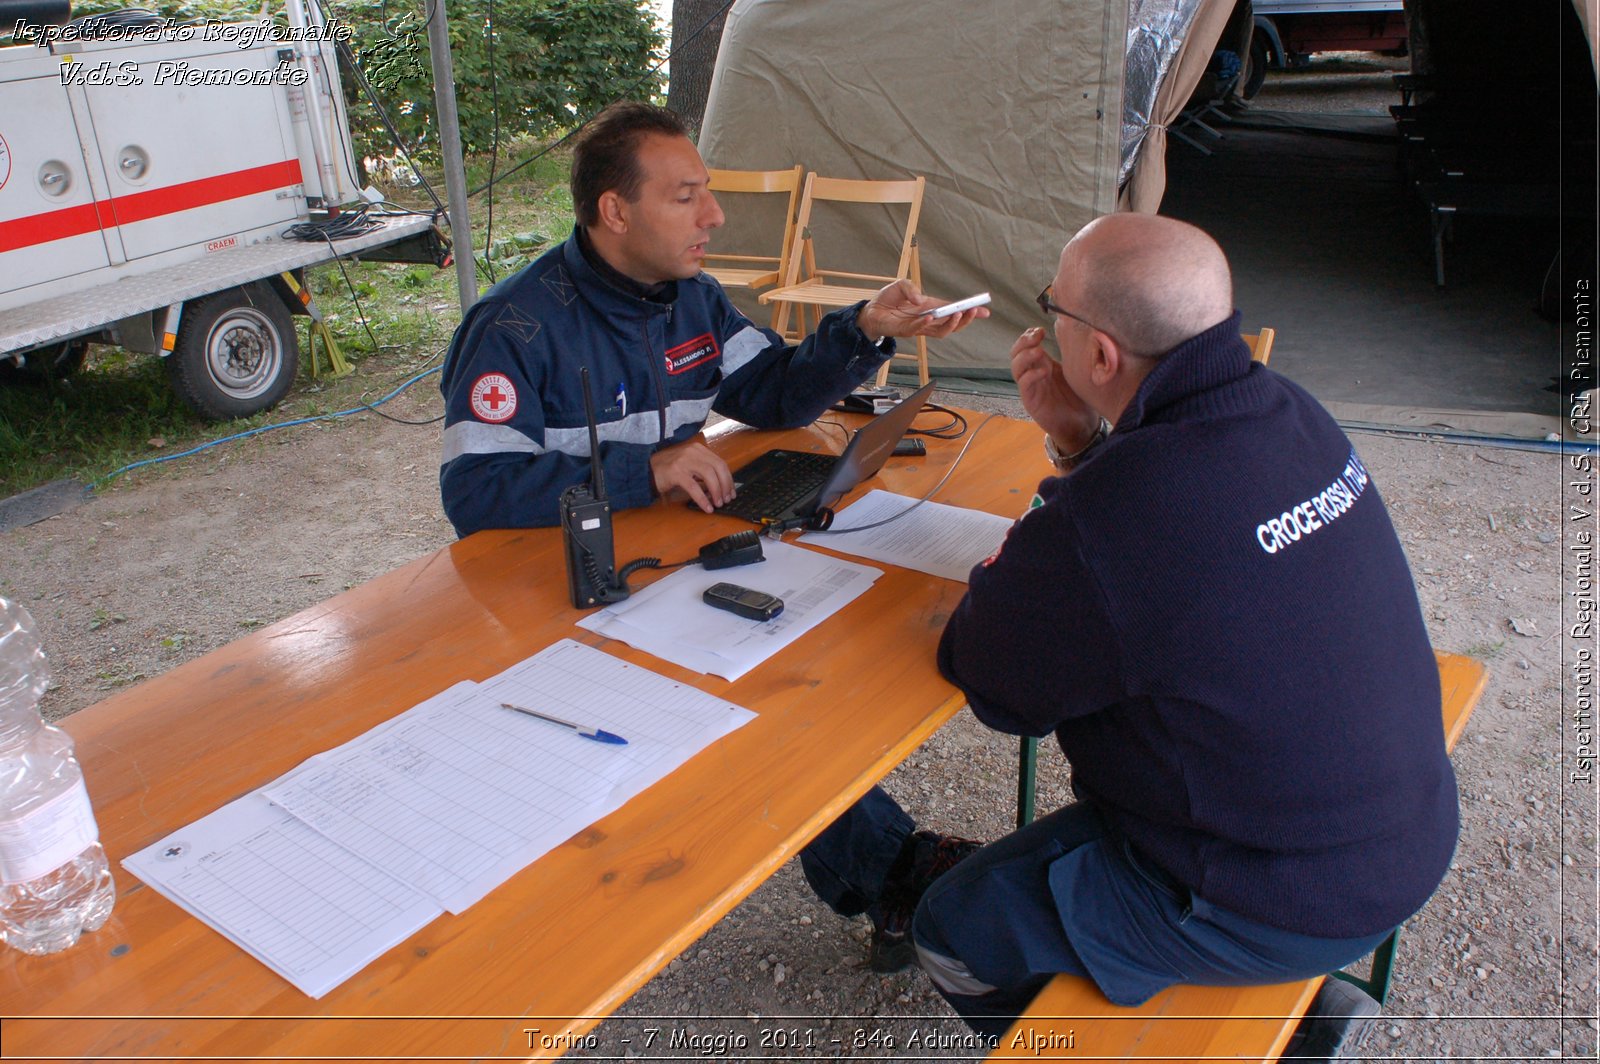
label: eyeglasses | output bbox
[1035,286,1104,332]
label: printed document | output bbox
[261,680,617,914]
[477,639,754,807]
[576,539,881,680]
[262,645,755,913]
[124,640,755,995]
[799,490,1015,582]
[124,792,441,999]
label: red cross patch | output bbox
[469,373,518,423]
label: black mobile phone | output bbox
[702,582,784,622]
[892,437,926,457]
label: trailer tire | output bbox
[1241,32,1270,99]
[168,283,299,420]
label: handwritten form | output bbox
[799,490,1015,582]
[576,539,882,680]
[123,640,754,997]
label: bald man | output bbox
[800,215,1457,1041]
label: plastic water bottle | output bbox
[0,597,115,955]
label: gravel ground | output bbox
[1247,51,1411,115]
[3,52,1595,1064]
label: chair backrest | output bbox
[780,174,926,288]
[703,165,804,285]
[1244,327,1275,365]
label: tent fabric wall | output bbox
[1120,0,1236,211]
[697,0,1593,375]
[699,0,1130,375]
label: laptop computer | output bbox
[713,381,936,526]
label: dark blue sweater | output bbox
[937,315,1458,938]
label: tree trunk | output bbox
[666,0,731,134]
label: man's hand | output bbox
[1010,327,1102,452]
[650,436,735,513]
[856,279,990,342]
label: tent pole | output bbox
[426,0,478,313]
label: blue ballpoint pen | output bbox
[500,702,628,745]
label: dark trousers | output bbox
[802,786,1393,1037]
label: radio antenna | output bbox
[579,368,606,501]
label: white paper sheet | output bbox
[262,680,619,913]
[123,792,441,999]
[263,645,757,913]
[576,540,882,680]
[123,641,758,996]
[478,639,754,807]
[798,490,1015,582]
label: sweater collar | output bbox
[571,226,677,305]
[1114,311,1258,430]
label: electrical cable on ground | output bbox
[333,342,450,425]
[91,365,444,489]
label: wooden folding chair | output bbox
[703,166,804,329]
[759,173,929,387]
[1244,327,1275,364]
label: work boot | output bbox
[867,831,983,973]
[1280,978,1381,1061]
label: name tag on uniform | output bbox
[665,333,719,375]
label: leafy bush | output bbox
[334,0,664,162]
[31,0,664,163]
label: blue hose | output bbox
[91,365,442,490]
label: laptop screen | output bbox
[816,381,936,511]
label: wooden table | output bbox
[0,409,1045,1061]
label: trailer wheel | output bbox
[168,283,299,420]
[1240,32,1269,99]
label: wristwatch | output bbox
[1044,417,1111,472]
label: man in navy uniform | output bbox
[438,102,982,535]
[801,214,1455,1048]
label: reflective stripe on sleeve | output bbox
[440,394,719,465]
[440,421,544,464]
[720,325,769,376]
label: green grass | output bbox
[1462,637,1507,660]
[0,143,575,499]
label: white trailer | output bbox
[0,0,449,418]
[1243,0,1408,96]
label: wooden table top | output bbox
[1,407,1047,1061]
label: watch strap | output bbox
[1044,417,1111,472]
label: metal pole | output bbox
[424,0,478,312]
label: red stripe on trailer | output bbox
[0,201,105,254]
[0,159,304,254]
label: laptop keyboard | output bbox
[717,450,838,521]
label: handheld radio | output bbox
[560,368,630,609]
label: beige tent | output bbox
[700,0,1134,375]
[700,0,1597,377]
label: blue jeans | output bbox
[802,787,1393,1037]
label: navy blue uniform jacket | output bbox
[439,232,891,536]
